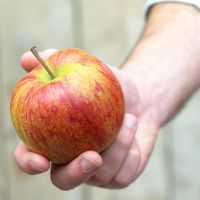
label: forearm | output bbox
[122,3,200,126]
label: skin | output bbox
[14,3,200,189]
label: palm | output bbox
[111,67,141,116]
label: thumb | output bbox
[20,48,58,72]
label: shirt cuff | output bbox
[144,0,200,18]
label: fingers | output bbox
[103,141,141,189]
[50,151,102,190]
[14,142,50,175]
[87,113,137,186]
[20,49,58,72]
[106,120,158,189]
[132,120,159,178]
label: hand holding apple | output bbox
[11,47,125,164]
[14,49,145,190]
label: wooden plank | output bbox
[80,0,146,67]
[0,76,10,199]
[0,1,11,199]
[167,91,200,200]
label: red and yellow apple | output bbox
[11,48,125,164]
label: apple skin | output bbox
[11,48,125,164]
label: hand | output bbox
[14,49,159,190]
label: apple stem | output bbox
[30,46,55,79]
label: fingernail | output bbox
[81,159,98,173]
[29,160,43,172]
[123,113,137,129]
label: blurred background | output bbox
[0,0,200,200]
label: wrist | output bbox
[121,3,200,126]
[125,3,200,77]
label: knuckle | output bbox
[50,169,70,190]
[91,171,110,185]
[50,169,84,191]
[116,137,131,150]
[113,175,131,188]
[129,147,140,158]
[14,155,27,171]
[115,129,133,150]
[50,175,68,191]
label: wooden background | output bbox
[1,0,200,199]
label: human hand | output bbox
[14,2,200,191]
[87,66,160,188]
[14,49,159,190]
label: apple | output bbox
[11,47,125,164]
